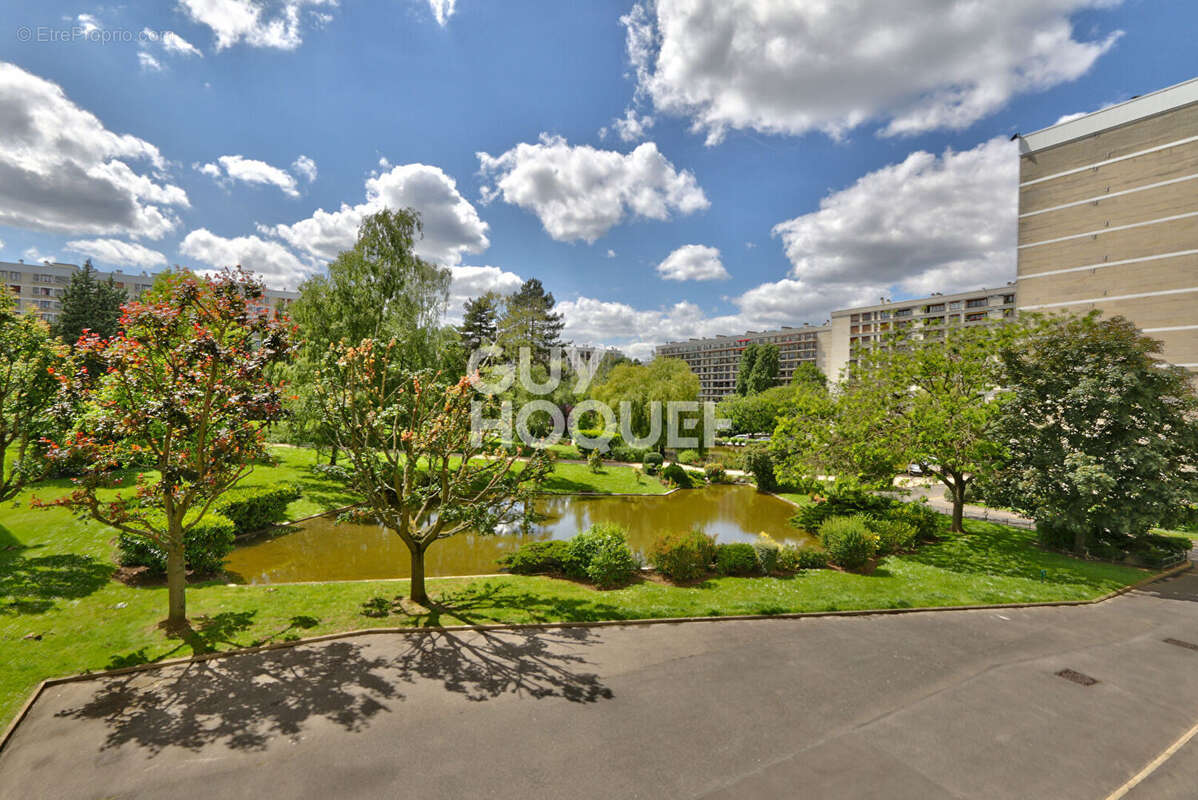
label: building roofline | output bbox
[829,286,1015,318]
[1019,76,1198,154]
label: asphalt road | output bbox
[3,571,1198,800]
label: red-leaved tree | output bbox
[39,268,293,629]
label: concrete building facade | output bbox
[0,260,298,326]
[656,324,829,402]
[824,287,1017,381]
[1016,76,1198,374]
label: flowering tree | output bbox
[40,269,293,629]
[316,338,550,605]
[0,292,63,502]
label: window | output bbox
[966,297,988,308]
[965,311,986,322]
[7,271,20,281]
[925,303,945,313]
[1002,294,1015,305]
[35,274,54,283]
[894,308,913,318]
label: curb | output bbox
[1,559,1191,758]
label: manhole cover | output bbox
[1056,668,1098,686]
[1164,638,1198,651]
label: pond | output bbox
[224,484,815,584]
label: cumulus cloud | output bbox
[198,154,302,196]
[75,14,101,35]
[772,136,1018,297]
[180,228,313,287]
[178,0,338,51]
[656,244,728,281]
[263,162,489,265]
[137,52,164,72]
[0,62,188,239]
[428,0,456,26]
[445,265,524,321]
[622,0,1122,144]
[292,154,318,182]
[477,134,708,243]
[66,238,168,268]
[600,109,655,142]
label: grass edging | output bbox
[2,559,1189,757]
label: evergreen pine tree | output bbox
[52,259,127,345]
[498,278,564,363]
[458,292,501,355]
[735,343,759,395]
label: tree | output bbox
[316,339,550,604]
[457,292,501,355]
[0,292,63,501]
[592,357,702,453]
[40,269,293,629]
[990,313,1198,555]
[746,343,780,394]
[498,278,564,364]
[51,259,127,345]
[717,383,802,435]
[290,208,453,463]
[735,344,759,396]
[790,362,827,390]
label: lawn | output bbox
[538,461,667,494]
[0,447,1158,734]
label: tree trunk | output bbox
[950,481,965,534]
[165,526,187,629]
[328,445,338,466]
[1073,527,1087,557]
[409,544,428,605]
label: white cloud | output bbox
[445,265,524,321]
[180,228,312,288]
[292,154,318,182]
[22,247,57,265]
[137,52,164,72]
[656,244,728,282]
[199,154,301,196]
[179,0,338,51]
[428,0,456,26]
[600,109,655,142]
[771,136,1018,296]
[0,238,4,251]
[477,134,708,243]
[75,14,101,35]
[605,249,616,258]
[159,30,203,57]
[0,62,188,239]
[66,238,167,268]
[263,162,489,265]
[622,0,1122,144]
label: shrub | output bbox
[704,462,727,483]
[715,542,759,576]
[610,445,648,463]
[753,534,780,574]
[311,462,354,482]
[649,530,716,582]
[498,540,571,574]
[677,449,701,466]
[563,523,638,587]
[818,515,878,570]
[215,484,301,534]
[661,463,694,488]
[1128,533,1191,567]
[587,450,604,474]
[743,445,777,492]
[643,451,664,474]
[867,518,917,556]
[793,484,897,532]
[776,544,828,572]
[720,451,745,472]
[118,512,237,576]
[885,501,944,542]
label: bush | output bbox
[677,449,701,466]
[776,544,829,572]
[793,484,897,532]
[753,534,780,574]
[587,450,604,474]
[642,451,664,475]
[610,445,648,463]
[215,484,301,534]
[867,518,917,556]
[497,540,571,574]
[743,445,777,492]
[704,462,727,483]
[661,463,694,488]
[885,501,944,542]
[715,542,759,576]
[563,523,639,587]
[649,530,716,582]
[117,512,237,576]
[818,515,878,570]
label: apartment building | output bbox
[656,323,829,402]
[0,259,298,325]
[824,287,1017,381]
[1016,76,1198,375]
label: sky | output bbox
[0,0,1193,359]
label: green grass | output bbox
[538,461,667,494]
[0,448,1158,734]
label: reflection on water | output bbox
[223,484,815,584]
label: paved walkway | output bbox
[3,571,1198,799]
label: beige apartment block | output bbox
[824,288,1017,382]
[656,324,829,402]
[1017,76,1198,373]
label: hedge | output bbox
[117,512,237,576]
[215,484,302,535]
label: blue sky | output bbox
[0,0,1192,357]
